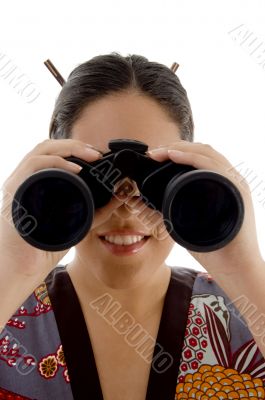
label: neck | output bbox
[66,254,172,321]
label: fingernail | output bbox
[67,162,83,172]
[84,148,102,157]
[148,148,166,154]
[85,144,104,154]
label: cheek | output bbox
[74,229,99,251]
[123,199,172,237]
[147,211,175,253]
[149,213,174,243]
[151,234,175,258]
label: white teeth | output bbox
[103,235,144,245]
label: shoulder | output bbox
[174,268,265,391]
[0,265,73,394]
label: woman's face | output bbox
[71,91,182,281]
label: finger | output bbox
[167,149,250,193]
[21,155,85,175]
[167,149,222,171]
[26,139,103,163]
[147,141,228,164]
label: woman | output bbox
[0,52,265,399]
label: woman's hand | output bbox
[0,138,123,278]
[147,140,264,278]
[0,138,128,330]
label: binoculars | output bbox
[12,138,244,252]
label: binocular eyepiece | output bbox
[12,139,244,253]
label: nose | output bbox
[113,177,141,199]
[113,178,142,219]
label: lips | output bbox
[99,230,149,236]
[98,230,151,255]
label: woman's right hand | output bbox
[0,138,123,279]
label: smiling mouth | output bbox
[98,233,151,258]
[98,234,150,246]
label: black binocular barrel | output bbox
[12,169,95,251]
[11,165,244,252]
[162,169,244,252]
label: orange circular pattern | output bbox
[175,364,265,399]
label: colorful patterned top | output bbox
[0,265,264,399]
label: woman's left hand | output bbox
[147,140,264,278]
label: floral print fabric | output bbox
[0,266,265,399]
[0,276,74,400]
[175,272,265,399]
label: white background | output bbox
[0,0,265,271]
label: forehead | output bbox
[71,92,181,153]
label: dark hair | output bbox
[49,52,194,142]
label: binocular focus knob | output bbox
[109,139,148,154]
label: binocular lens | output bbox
[163,171,243,252]
[12,170,94,251]
[11,139,245,253]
